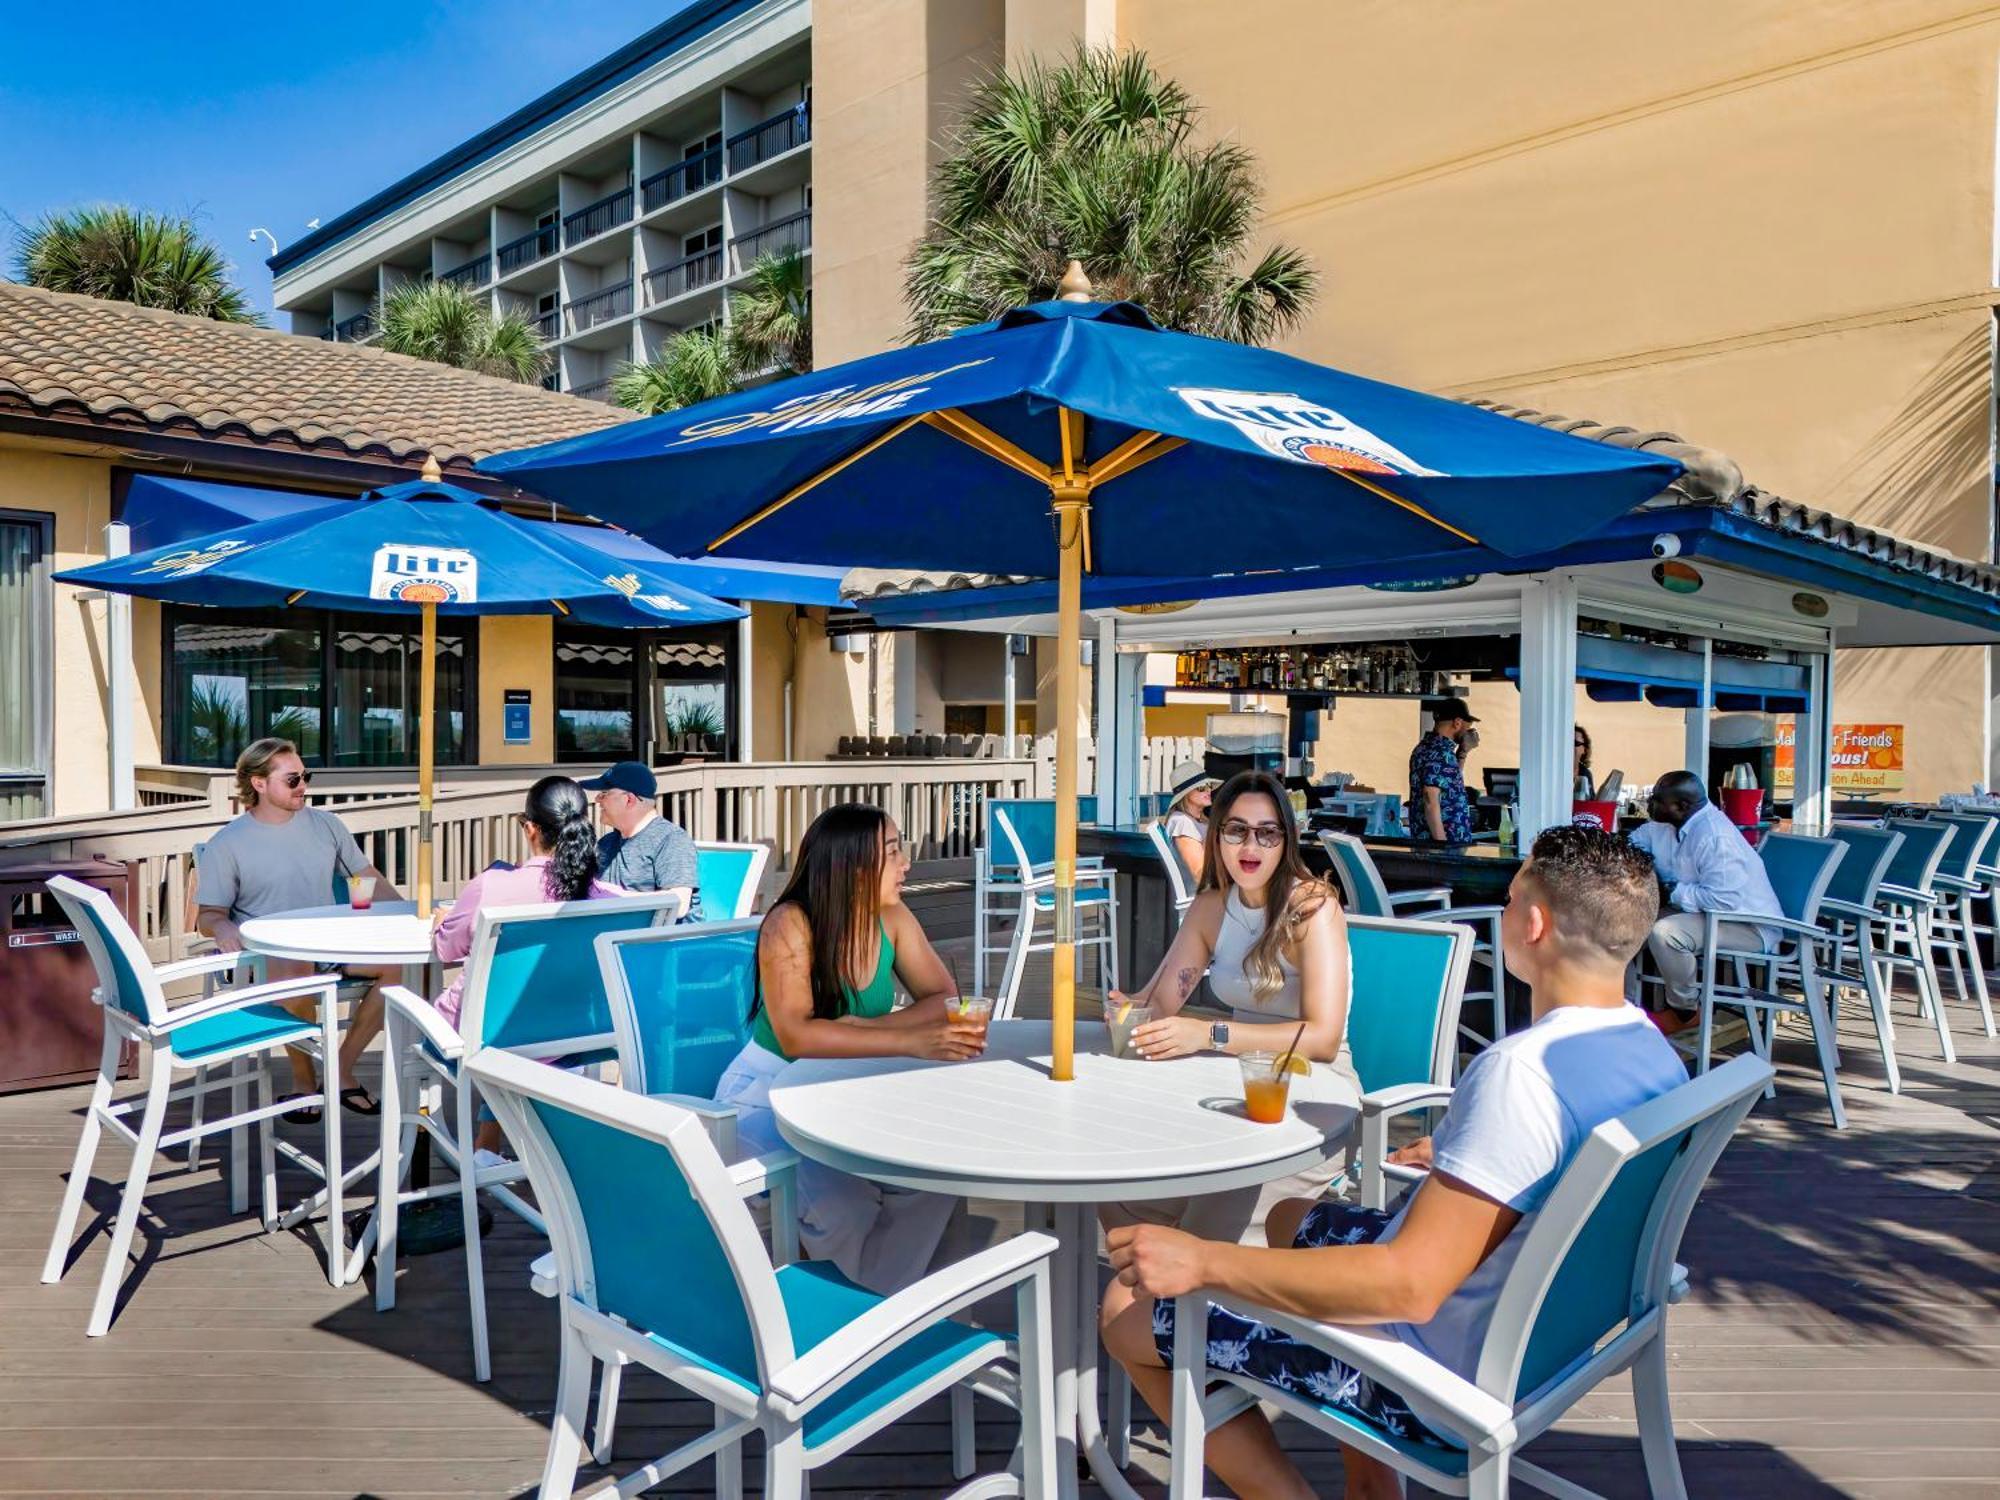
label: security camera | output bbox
[1650,533,1682,559]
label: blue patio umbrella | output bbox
[59,462,743,913]
[481,275,1685,1077]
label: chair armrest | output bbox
[1877,883,1936,907]
[1386,887,1452,910]
[766,1230,1058,1415]
[384,984,464,1062]
[648,1092,743,1157]
[1711,913,1827,950]
[727,1147,798,1199]
[1933,874,1984,894]
[1440,902,1506,922]
[157,973,338,1030]
[1017,864,1118,892]
[154,950,248,985]
[1818,897,1884,925]
[1359,1082,1455,1120]
[1186,1292,1514,1442]
[529,1250,558,1298]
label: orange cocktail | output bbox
[1238,1052,1295,1123]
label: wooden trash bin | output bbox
[0,859,138,1093]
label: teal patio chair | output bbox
[694,840,770,921]
[1145,820,1198,925]
[372,888,686,1382]
[41,874,347,1334]
[1320,830,1505,1050]
[990,802,1120,1017]
[470,1047,1061,1499]
[1694,833,1847,1126]
[1923,813,1998,1040]
[1814,825,1908,1092]
[1166,1053,1773,1500]
[973,796,1102,994]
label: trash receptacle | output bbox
[0,859,139,1093]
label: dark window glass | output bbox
[555,631,636,761]
[169,615,324,766]
[329,617,469,766]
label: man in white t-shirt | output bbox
[1101,825,1690,1500]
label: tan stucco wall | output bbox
[791,608,874,758]
[476,615,555,763]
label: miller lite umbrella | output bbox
[481,267,1683,1079]
[57,460,742,915]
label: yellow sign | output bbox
[1774,721,1904,792]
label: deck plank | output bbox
[2,917,1996,1497]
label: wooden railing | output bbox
[3,758,1035,962]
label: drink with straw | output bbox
[1105,998,1152,1058]
[1238,1052,1301,1122]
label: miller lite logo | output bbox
[369,543,478,604]
[141,538,257,578]
[603,571,689,612]
[1176,387,1441,478]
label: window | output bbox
[165,606,472,769]
[554,622,737,763]
[0,511,53,820]
[684,223,723,258]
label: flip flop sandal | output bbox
[339,1085,381,1116]
[280,1097,323,1126]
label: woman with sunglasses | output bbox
[715,803,987,1292]
[1104,769,1356,1243]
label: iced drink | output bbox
[349,875,377,911]
[1239,1052,1293,1123]
[1105,1000,1152,1058]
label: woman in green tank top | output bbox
[714,803,988,1292]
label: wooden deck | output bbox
[4,918,1998,1498]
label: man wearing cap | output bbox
[580,761,701,921]
[1161,758,1221,883]
[1409,697,1481,845]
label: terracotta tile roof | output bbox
[0,281,631,469]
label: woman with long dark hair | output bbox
[1104,769,1357,1243]
[714,802,984,1291]
[1574,724,1596,799]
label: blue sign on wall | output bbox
[503,689,532,745]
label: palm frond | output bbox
[15,204,263,323]
[611,326,739,415]
[375,279,549,383]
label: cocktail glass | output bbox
[1105,1000,1153,1059]
[349,874,377,911]
[1239,1051,1293,1123]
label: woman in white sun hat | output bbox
[1160,757,1221,883]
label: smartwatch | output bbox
[1208,1020,1231,1050]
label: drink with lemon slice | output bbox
[1238,1050,1309,1122]
[1105,999,1153,1058]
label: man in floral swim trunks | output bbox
[1102,825,1689,1500]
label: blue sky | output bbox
[0,2,690,316]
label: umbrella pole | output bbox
[417,600,436,920]
[1050,487,1087,1083]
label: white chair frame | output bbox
[471,1048,1061,1499]
[972,802,1107,996]
[1166,1054,1773,1500]
[373,889,686,1381]
[41,875,348,1335]
[1920,817,1999,1042]
[1146,820,1198,924]
[989,806,1120,1018]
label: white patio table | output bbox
[771,1018,1359,1500]
[238,902,438,1284]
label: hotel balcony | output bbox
[727,104,809,174]
[644,246,726,307]
[440,254,491,294]
[730,209,811,271]
[496,223,560,276]
[564,187,635,250]
[564,280,634,338]
[641,148,723,214]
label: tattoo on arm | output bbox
[1176,966,1198,1000]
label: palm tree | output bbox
[610,248,813,413]
[729,247,811,375]
[904,47,1316,345]
[14,205,261,323]
[374,279,549,383]
[610,324,737,415]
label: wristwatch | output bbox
[1208,1020,1231,1050]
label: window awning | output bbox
[118,475,848,608]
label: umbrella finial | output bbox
[1057,259,1094,302]
[420,454,443,483]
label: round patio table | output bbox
[238,902,438,1283]
[771,1018,1359,1500]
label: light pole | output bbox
[248,227,279,257]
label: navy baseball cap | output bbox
[577,760,657,798]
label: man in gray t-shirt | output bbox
[579,761,701,921]
[196,739,400,1117]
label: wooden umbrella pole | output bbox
[417,599,437,919]
[1050,484,1088,1083]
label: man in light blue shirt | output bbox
[1628,769,1782,1033]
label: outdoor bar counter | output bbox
[1079,823,1522,984]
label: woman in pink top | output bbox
[432,775,624,1029]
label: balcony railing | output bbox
[730,210,811,271]
[497,223,558,274]
[727,104,810,173]
[644,247,725,305]
[440,254,491,294]
[330,311,375,343]
[642,148,722,213]
[563,187,635,247]
[569,377,616,403]
[564,280,633,335]
[528,309,560,341]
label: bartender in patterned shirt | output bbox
[1408,696,1481,844]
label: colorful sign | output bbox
[602,571,690,612]
[369,543,478,604]
[140,538,257,578]
[1774,721,1904,793]
[1651,560,1703,595]
[1176,387,1443,477]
